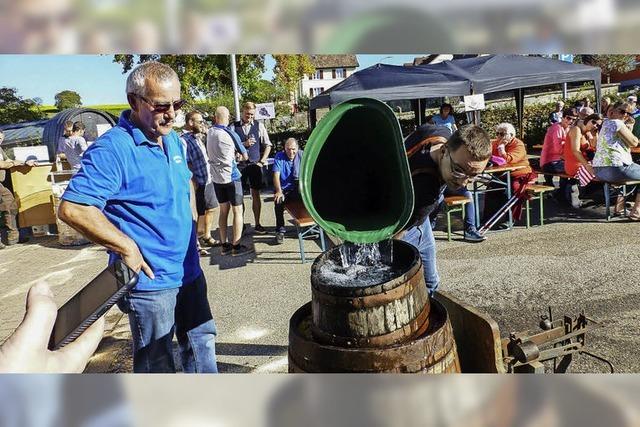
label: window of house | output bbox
[335,68,345,78]
[311,87,324,96]
[311,70,322,80]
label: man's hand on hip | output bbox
[122,240,155,280]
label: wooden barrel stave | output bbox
[310,240,431,347]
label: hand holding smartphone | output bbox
[48,260,138,351]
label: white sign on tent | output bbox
[254,103,276,120]
[463,94,486,112]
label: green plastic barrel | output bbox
[300,98,414,244]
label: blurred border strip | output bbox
[0,0,637,53]
[2,375,638,426]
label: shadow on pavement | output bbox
[216,342,288,357]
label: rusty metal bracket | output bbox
[503,307,607,373]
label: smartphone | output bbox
[48,260,138,351]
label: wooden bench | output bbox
[524,184,555,227]
[444,196,471,241]
[284,200,326,263]
[532,167,640,220]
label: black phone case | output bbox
[48,260,138,351]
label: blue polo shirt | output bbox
[273,150,303,192]
[62,111,201,291]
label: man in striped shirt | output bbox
[181,111,220,255]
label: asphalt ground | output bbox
[0,187,638,373]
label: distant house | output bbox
[299,54,359,101]
[403,54,454,66]
[608,55,640,90]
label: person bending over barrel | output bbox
[398,124,492,294]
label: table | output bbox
[471,165,527,230]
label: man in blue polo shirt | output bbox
[58,61,218,373]
[273,138,303,244]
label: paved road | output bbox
[1,193,638,373]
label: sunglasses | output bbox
[564,116,577,122]
[617,109,631,116]
[590,120,602,130]
[447,148,477,181]
[135,94,185,113]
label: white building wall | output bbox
[299,67,357,99]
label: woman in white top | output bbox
[592,101,640,220]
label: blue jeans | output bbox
[117,274,218,373]
[595,164,640,196]
[401,217,439,294]
[445,187,476,230]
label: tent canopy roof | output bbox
[310,54,601,110]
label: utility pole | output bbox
[230,54,241,120]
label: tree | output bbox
[54,90,82,110]
[247,79,287,104]
[272,55,315,110]
[0,87,46,125]
[297,95,310,112]
[112,55,266,101]
[577,55,636,84]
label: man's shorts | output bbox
[195,182,219,215]
[241,163,263,190]
[213,181,244,206]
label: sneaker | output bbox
[275,233,284,245]
[232,244,255,257]
[221,243,233,255]
[254,224,267,234]
[198,247,210,257]
[463,227,486,243]
[0,242,4,250]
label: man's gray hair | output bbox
[496,122,516,137]
[284,137,298,147]
[126,61,179,96]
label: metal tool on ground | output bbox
[502,307,614,373]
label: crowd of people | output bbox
[1,61,309,373]
[540,96,640,216]
[1,65,639,374]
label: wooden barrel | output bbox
[310,240,430,347]
[289,298,460,373]
[51,181,90,246]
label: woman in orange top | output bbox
[564,113,602,177]
[491,122,533,193]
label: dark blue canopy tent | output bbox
[309,54,602,137]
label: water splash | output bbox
[317,240,399,287]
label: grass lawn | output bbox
[38,104,129,117]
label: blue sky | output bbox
[0,54,419,105]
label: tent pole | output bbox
[515,88,524,139]
[594,80,601,114]
[310,109,317,129]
